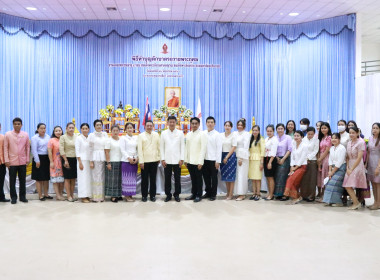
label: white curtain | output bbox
[355,73,380,138]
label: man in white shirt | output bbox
[202,116,222,201]
[184,117,208,203]
[138,120,160,202]
[160,116,185,202]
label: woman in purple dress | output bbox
[343,127,367,210]
[367,123,380,210]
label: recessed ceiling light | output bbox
[289,12,299,16]
[2,8,7,11]
[160,8,170,12]
[42,7,46,10]
[280,13,283,15]
[123,8,126,11]
[83,8,86,11]
[242,11,246,13]
[316,14,320,17]
[203,9,207,12]
[26,7,37,11]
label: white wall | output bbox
[362,42,380,61]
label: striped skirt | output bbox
[323,163,346,204]
[274,157,290,197]
[91,161,105,202]
[105,162,122,197]
[121,162,138,196]
[220,152,237,182]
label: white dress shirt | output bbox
[265,136,279,157]
[235,131,251,160]
[302,136,320,161]
[160,128,185,164]
[204,129,223,163]
[329,144,346,168]
[221,132,237,153]
[105,138,122,162]
[75,134,91,161]
[120,134,138,162]
[290,141,308,166]
[340,131,350,148]
[185,129,208,165]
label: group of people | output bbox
[0,117,379,211]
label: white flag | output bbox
[196,97,203,130]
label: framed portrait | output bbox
[165,87,181,108]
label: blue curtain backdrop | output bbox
[0,13,355,135]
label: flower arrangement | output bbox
[178,105,186,112]
[153,109,160,117]
[160,105,168,113]
[156,112,164,119]
[124,104,132,112]
[168,108,178,116]
[132,108,140,116]
[125,112,134,119]
[114,108,124,116]
[182,109,193,119]
[99,109,110,119]
[106,104,114,112]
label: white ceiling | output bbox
[1,0,380,43]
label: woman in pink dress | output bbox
[367,123,380,210]
[317,122,332,201]
[343,127,367,210]
[47,126,65,201]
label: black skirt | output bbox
[61,157,77,179]
[264,156,278,177]
[31,155,50,181]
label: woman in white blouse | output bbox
[283,130,308,204]
[337,120,349,148]
[89,119,108,202]
[299,126,320,201]
[264,125,278,200]
[75,123,92,203]
[234,118,251,201]
[105,125,122,202]
[220,121,237,200]
[323,133,347,206]
[120,123,138,202]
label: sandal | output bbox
[249,195,256,200]
[39,197,46,201]
[44,195,53,199]
[126,196,135,202]
[111,197,118,203]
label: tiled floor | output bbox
[1,196,379,280]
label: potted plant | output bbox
[124,104,132,112]
[178,105,186,113]
[132,108,140,117]
[115,108,124,117]
[160,105,168,113]
[99,109,110,120]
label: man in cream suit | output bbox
[202,116,222,201]
[184,117,208,203]
[160,116,185,202]
[138,120,160,202]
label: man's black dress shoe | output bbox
[0,198,10,202]
[201,194,210,199]
[209,197,216,201]
[11,199,17,204]
[20,198,28,203]
[185,195,195,200]
[150,197,156,202]
[142,197,147,202]
[174,196,180,202]
[164,196,172,202]
[194,197,201,203]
